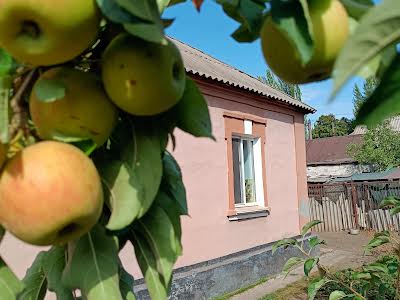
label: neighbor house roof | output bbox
[332,167,400,182]
[171,38,316,114]
[306,135,363,166]
[352,116,400,134]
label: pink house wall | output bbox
[0,78,309,288]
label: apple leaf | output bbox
[355,55,400,128]
[0,49,14,77]
[123,22,167,45]
[42,247,74,300]
[216,0,266,43]
[0,257,24,300]
[33,78,65,103]
[153,191,183,256]
[129,191,183,295]
[0,76,11,144]
[70,139,97,156]
[340,0,374,20]
[161,152,188,215]
[96,0,142,23]
[130,231,168,300]
[62,225,123,300]
[270,0,314,65]
[118,263,136,300]
[116,0,155,22]
[0,226,4,243]
[98,122,163,231]
[174,78,214,139]
[19,252,47,300]
[332,0,400,99]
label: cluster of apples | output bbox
[260,0,349,84]
[0,0,186,246]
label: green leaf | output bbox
[42,247,74,300]
[363,262,389,274]
[272,238,297,255]
[154,191,183,256]
[100,123,163,230]
[301,220,322,235]
[19,252,47,300]
[0,76,11,144]
[355,55,400,128]
[270,0,314,65]
[33,78,65,103]
[364,236,390,253]
[216,0,266,42]
[120,0,167,45]
[119,264,136,300]
[304,257,319,277]
[162,152,187,215]
[0,226,4,243]
[134,203,178,287]
[0,49,13,77]
[341,0,374,20]
[130,231,168,300]
[0,257,24,300]
[175,78,214,139]
[70,139,97,156]
[62,225,122,300]
[332,0,400,98]
[282,257,304,277]
[380,196,400,208]
[308,278,332,300]
[352,272,372,280]
[96,0,141,23]
[116,0,156,22]
[329,290,347,300]
[308,236,326,249]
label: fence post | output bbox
[351,183,359,229]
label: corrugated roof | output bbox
[306,135,363,165]
[171,38,316,113]
[352,116,400,134]
[332,167,400,182]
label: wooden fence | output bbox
[308,181,400,232]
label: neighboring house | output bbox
[306,135,371,183]
[1,39,316,299]
[352,116,400,134]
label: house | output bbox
[352,116,400,134]
[1,39,315,299]
[306,135,371,183]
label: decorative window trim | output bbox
[224,112,268,221]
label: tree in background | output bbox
[353,77,379,117]
[347,122,400,171]
[312,114,354,138]
[258,69,302,100]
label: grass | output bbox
[212,276,271,300]
[259,278,309,300]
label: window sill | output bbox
[228,206,270,221]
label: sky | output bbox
[164,0,365,124]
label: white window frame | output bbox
[232,133,265,208]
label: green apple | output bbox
[30,67,118,147]
[0,141,103,246]
[101,33,186,116]
[0,0,101,66]
[260,0,349,84]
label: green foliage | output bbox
[258,70,302,100]
[353,77,378,117]
[62,226,122,300]
[0,257,24,300]
[312,114,354,139]
[19,252,47,300]
[347,122,400,171]
[0,76,11,144]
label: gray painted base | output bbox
[134,234,318,300]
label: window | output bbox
[224,112,269,220]
[232,136,257,205]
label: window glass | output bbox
[232,138,243,204]
[243,139,256,203]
